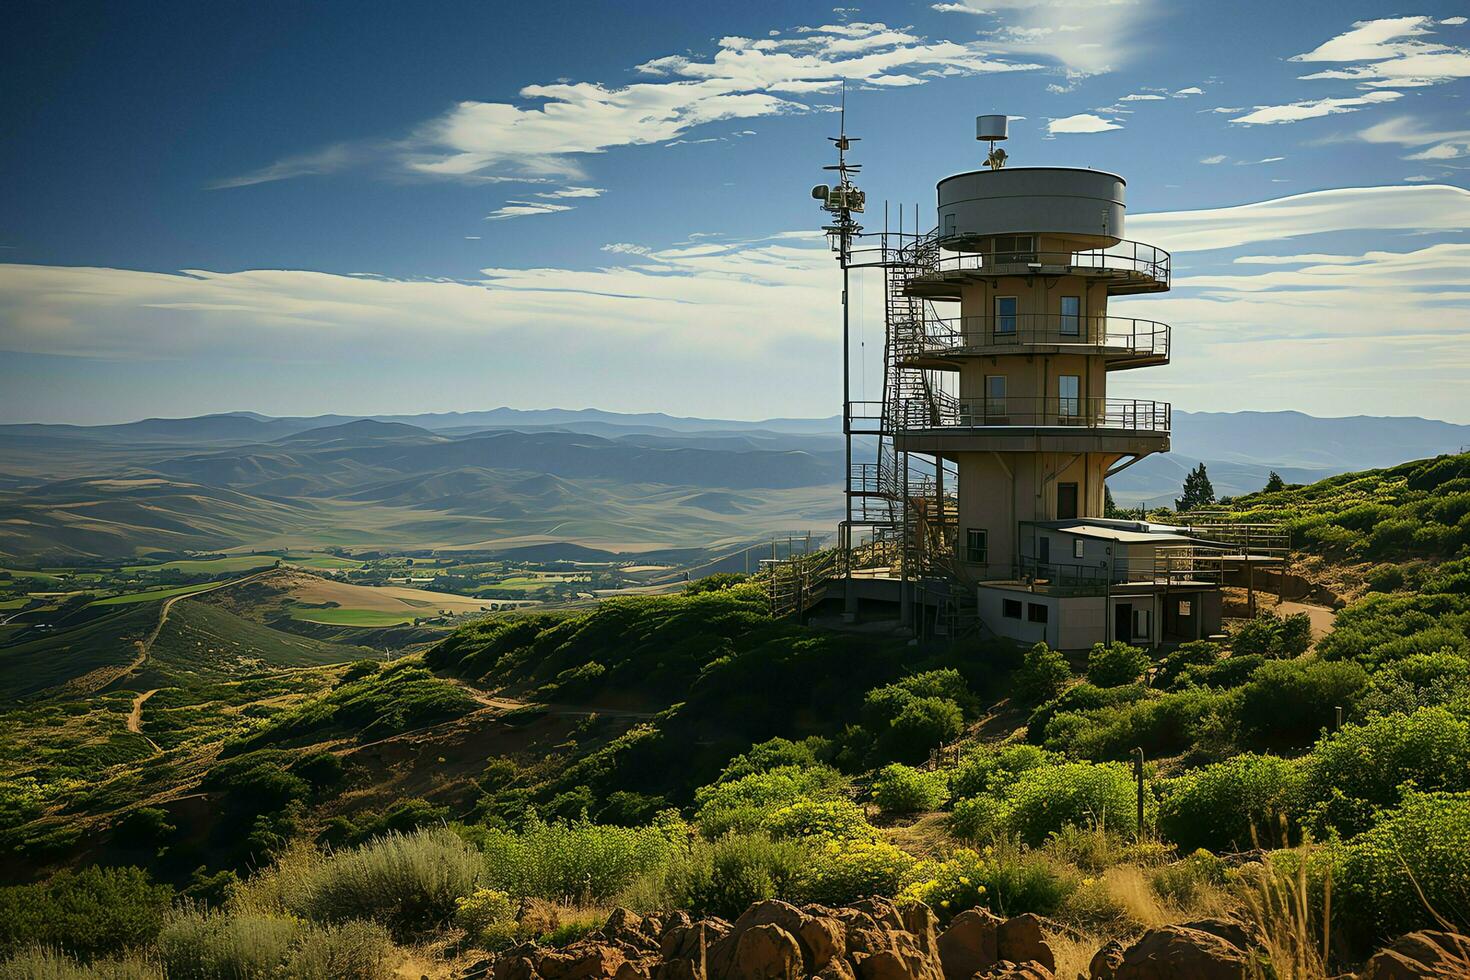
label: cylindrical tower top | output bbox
[937,167,1125,250]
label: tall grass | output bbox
[474,816,686,903]
[233,829,484,941]
[156,910,393,980]
[0,948,160,980]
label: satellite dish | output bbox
[976,115,1009,142]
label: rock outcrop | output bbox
[1095,918,1256,980]
[478,900,1057,980]
[1359,930,1470,980]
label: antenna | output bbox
[813,80,865,258]
[977,114,1009,170]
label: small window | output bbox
[994,235,1035,263]
[966,528,988,564]
[995,296,1018,336]
[1002,599,1022,619]
[1134,609,1152,640]
[944,213,957,237]
[1058,375,1080,420]
[1178,600,1193,617]
[1073,537,1085,559]
[985,375,1007,418]
[1060,295,1081,336]
[1058,482,1079,520]
[1027,602,1049,623]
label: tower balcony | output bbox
[892,395,1170,455]
[902,239,1171,298]
[898,315,1169,370]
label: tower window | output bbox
[1058,375,1081,420]
[966,528,988,564]
[985,375,1007,418]
[993,235,1035,264]
[1002,599,1022,619]
[1027,602,1049,623]
[1060,296,1081,336]
[995,297,1017,336]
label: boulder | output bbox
[1112,924,1251,980]
[847,921,946,980]
[536,942,629,980]
[730,923,804,979]
[995,915,1055,973]
[1360,930,1470,980]
[601,908,661,954]
[900,902,942,962]
[1087,939,1125,980]
[936,908,1003,979]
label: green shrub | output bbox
[951,745,1055,799]
[0,866,173,960]
[157,912,392,980]
[1232,658,1369,750]
[862,671,972,762]
[717,737,833,782]
[1045,688,1228,761]
[676,833,809,920]
[320,798,448,847]
[1336,791,1470,943]
[1086,642,1150,688]
[284,829,485,940]
[871,764,947,816]
[1148,849,1227,907]
[1300,706,1470,837]
[803,838,918,906]
[112,807,176,850]
[898,845,1075,921]
[453,888,517,950]
[1004,762,1142,845]
[1156,641,1221,690]
[156,912,299,979]
[1026,683,1149,744]
[685,573,749,595]
[885,698,965,762]
[1015,643,1071,704]
[1158,754,1303,852]
[693,765,846,837]
[949,796,1007,842]
[475,815,685,902]
[0,948,160,979]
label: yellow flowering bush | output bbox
[804,837,918,906]
[896,845,1075,923]
[453,888,517,949]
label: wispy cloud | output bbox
[1230,91,1402,125]
[1360,115,1470,160]
[485,201,576,221]
[1199,154,1227,165]
[216,22,1038,191]
[1290,15,1470,88]
[535,186,606,199]
[933,0,1157,80]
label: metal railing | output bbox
[908,239,1171,288]
[1001,547,1231,596]
[903,315,1170,363]
[898,395,1171,434]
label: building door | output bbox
[1115,602,1133,644]
[1057,482,1079,520]
[1058,375,1080,421]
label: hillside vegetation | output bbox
[3,456,1470,977]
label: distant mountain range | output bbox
[1,407,1466,558]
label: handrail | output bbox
[904,315,1169,361]
[906,238,1171,288]
[898,395,1171,434]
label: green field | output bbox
[89,582,220,606]
[282,553,364,570]
[0,597,31,610]
[287,606,419,627]
[122,555,278,575]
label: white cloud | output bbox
[1291,15,1470,88]
[1360,115,1470,160]
[1119,93,1165,101]
[220,23,1038,189]
[1199,154,1227,165]
[1047,112,1122,134]
[535,186,607,199]
[1129,183,1470,252]
[934,0,1156,78]
[1230,91,1402,125]
[1444,17,1467,26]
[485,201,576,221]
[601,242,653,255]
[1173,86,1204,97]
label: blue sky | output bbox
[2,1,1468,423]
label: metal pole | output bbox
[1133,747,1145,840]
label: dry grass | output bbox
[1048,927,1110,980]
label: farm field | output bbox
[88,582,221,606]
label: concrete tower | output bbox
[895,164,1173,583]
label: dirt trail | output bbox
[1276,599,1337,645]
[127,689,162,754]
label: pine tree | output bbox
[1175,463,1216,512]
[1264,470,1285,492]
[1104,484,1119,518]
